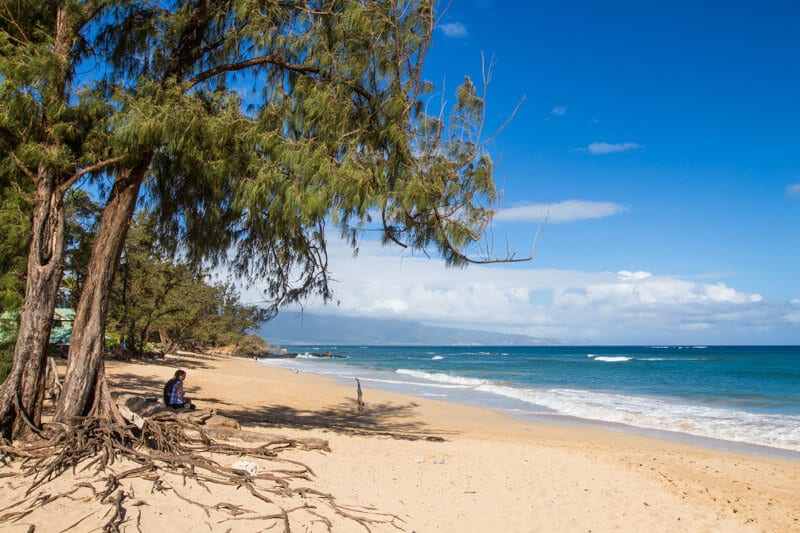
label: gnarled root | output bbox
[0,413,402,532]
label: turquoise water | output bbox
[259,345,800,458]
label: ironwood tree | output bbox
[1,0,517,440]
[0,0,123,439]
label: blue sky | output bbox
[249,1,800,345]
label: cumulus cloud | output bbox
[787,183,800,197]
[586,142,641,155]
[494,200,626,223]
[550,105,567,116]
[617,270,651,281]
[239,238,795,345]
[787,300,800,324]
[439,22,468,38]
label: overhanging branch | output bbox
[61,156,124,193]
[188,55,372,100]
[3,144,36,182]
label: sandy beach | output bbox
[4,351,799,532]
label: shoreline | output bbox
[512,411,800,462]
[97,351,800,531]
[316,366,800,462]
[258,351,800,461]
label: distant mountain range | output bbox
[256,311,568,346]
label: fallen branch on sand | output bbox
[0,398,403,532]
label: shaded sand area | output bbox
[3,351,799,532]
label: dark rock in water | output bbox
[257,350,345,359]
[260,352,298,359]
[312,351,345,359]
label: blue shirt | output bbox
[169,379,184,405]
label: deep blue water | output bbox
[259,345,800,457]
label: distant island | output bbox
[257,311,569,346]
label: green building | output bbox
[0,308,75,346]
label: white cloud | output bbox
[787,183,800,197]
[587,142,641,155]
[787,300,800,324]
[494,200,626,223]
[551,105,567,116]
[439,22,468,38]
[240,238,797,345]
[617,270,651,281]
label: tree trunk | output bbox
[55,167,145,422]
[0,1,82,442]
[0,172,66,440]
[127,321,137,351]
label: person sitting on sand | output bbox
[163,369,195,409]
[355,378,364,412]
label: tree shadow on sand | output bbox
[105,352,215,372]
[103,354,215,398]
[108,372,166,397]
[106,363,453,442]
[220,402,453,442]
[108,372,243,410]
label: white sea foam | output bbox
[587,354,598,358]
[396,369,488,387]
[431,355,445,361]
[366,377,465,389]
[391,367,800,452]
[593,356,631,362]
[475,385,800,452]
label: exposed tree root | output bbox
[0,411,403,532]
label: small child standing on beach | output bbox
[355,378,364,412]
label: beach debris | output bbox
[232,460,259,476]
[118,404,146,430]
[356,378,365,413]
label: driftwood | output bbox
[0,395,402,532]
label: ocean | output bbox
[258,345,800,459]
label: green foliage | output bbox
[0,180,101,312]
[61,189,102,308]
[234,334,270,357]
[107,211,266,351]
[0,340,11,384]
[101,0,501,316]
[0,1,123,189]
[0,305,14,383]
[0,186,30,310]
[104,331,121,350]
[2,0,509,360]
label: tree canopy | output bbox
[0,0,518,440]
